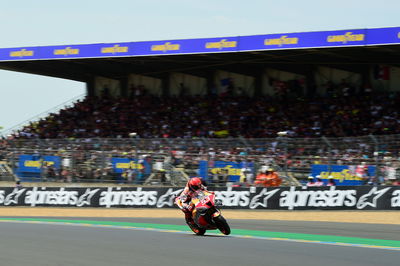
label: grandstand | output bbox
[1,27,400,185]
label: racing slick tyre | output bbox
[213,215,231,235]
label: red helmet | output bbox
[188,177,202,191]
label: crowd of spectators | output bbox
[12,91,400,139]
[2,86,400,185]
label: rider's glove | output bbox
[180,195,189,203]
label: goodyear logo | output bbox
[319,169,364,183]
[53,47,80,56]
[9,49,34,58]
[397,32,400,39]
[205,39,237,49]
[115,161,144,170]
[264,35,299,46]
[327,32,364,44]
[101,44,128,54]
[24,160,55,168]
[210,165,241,176]
[151,42,180,52]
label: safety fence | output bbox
[0,186,399,210]
[1,135,400,185]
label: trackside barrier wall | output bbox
[0,186,399,210]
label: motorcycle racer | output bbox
[175,177,209,227]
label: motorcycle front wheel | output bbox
[213,215,231,235]
[188,223,206,236]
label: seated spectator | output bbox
[392,178,400,186]
[327,176,336,186]
[306,176,315,187]
[314,177,324,186]
[15,180,23,189]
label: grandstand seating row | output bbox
[11,92,400,139]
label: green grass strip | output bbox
[1,217,400,248]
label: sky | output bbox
[1,0,400,134]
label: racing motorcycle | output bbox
[176,191,231,236]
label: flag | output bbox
[220,78,230,86]
[220,77,234,96]
[219,78,230,95]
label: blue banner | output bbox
[366,27,400,45]
[111,158,151,174]
[310,164,376,186]
[1,27,400,62]
[199,160,253,182]
[131,36,239,56]
[239,29,366,51]
[18,155,61,173]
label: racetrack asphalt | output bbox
[5,217,400,240]
[0,217,399,266]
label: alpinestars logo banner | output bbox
[0,186,398,210]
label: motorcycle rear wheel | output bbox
[213,215,231,235]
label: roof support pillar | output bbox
[161,74,170,97]
[305,66,317,98]
[360,65,370,94]
[206,70,215,96]
[86,77,95,98]
[254,69,264,96]
[119,76,128,98]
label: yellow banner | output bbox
[327,32,364,44]
[54,47,80,55]
[319,169,364,183]
[24,160,55,168]
[205,39,237,49]
[210,165,241,176]
[115,162,144,170]
[101,45,128,54]
[264,35,299,46]
[151,42,180,52]
[9,49,34,57]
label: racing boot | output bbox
[185,212,196,227]
[183,207,205,235]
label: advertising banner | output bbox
[0,37,240,61]
[111,157,151,174]
[311,164,375,186]
[0,186,399,210]
[239,29,367,51]
[4,27,400,62]
[18,155,61,173]
[3,46,39,61]
[199,161,254,182]
[132,36,239,56]
[366,27,400,45]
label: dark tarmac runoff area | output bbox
[0,218,399,266]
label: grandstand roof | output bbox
[1,27,400,82]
